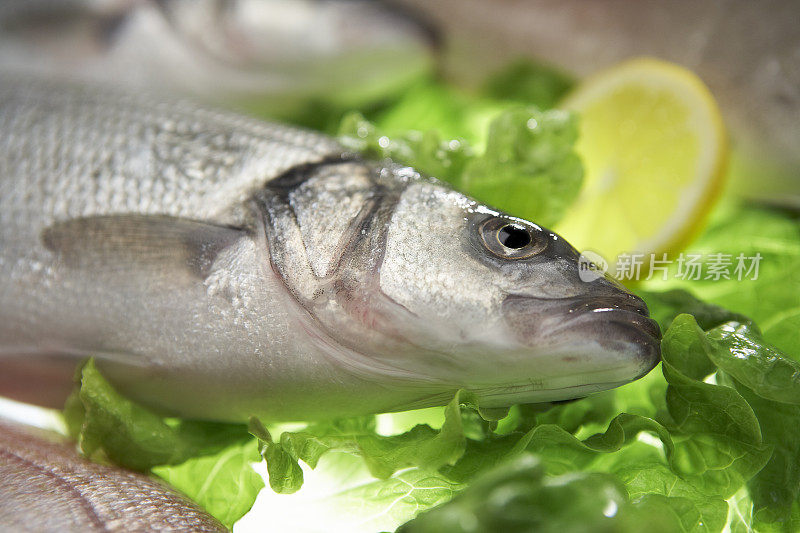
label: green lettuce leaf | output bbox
[339,106,583,227]
[338,111,474,185]
[153,440,265,529]
[643,205,800,356]
[734,384,800,532]
[329,467,463,530]
[366,78,507,146]
[250,390,479,494]
[64,359,249,470]
[400,453,684,533]
[64,359,263,526]
[727,488,756,533]
[481,58,575,110]
[642,205,800,531]
[236,453,464,533]
[365,59,574,145]
[707,323,800,405]
[617,462,729,533]
[640,288,753,332]
[657,313,800,531]
[460,107,583,227]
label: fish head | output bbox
[374,175,661,406]
[261,162,660,408]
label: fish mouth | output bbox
[566,292,649,316]
[505,292,661,341]
[601,310,662,342]
[559,306,662,343]
[555,295,662,380]
[503,291,662,377]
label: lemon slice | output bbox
[555,58,727,269]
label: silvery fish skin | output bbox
[0,75,660,422]
[0,418,226,532]
[0,0,432,111]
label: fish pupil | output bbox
[497,225,531,249]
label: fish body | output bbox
[0,418,226,532]
[0,74,660,422]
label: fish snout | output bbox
[501,289,662,381]
[566,292,649,317]
[565,292,662,340]
[502,290,658,337]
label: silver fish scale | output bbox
[0,75,345,252]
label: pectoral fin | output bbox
[42,215,245,278]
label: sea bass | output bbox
[0,74,660,422]
[0,418,226,532]
[0,0,433,114]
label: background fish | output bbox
[0,417,227,532]
[0,0,434,116]
[0,74,659,422]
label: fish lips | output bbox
[502,292,662,380]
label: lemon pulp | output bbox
[555,58,727,267]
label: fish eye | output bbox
[479,218,546,259]
[497,224,531,249]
